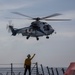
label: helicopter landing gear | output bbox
[26,35,30,39]
[46,36,49,39]
[36,37,39,40]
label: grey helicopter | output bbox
[7,12,71,40]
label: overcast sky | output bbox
[0,0,75,67]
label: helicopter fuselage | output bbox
[8,21,55,40]
[22,21,54,37]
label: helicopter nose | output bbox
[51,29,54,34]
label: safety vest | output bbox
[25,58,31,66]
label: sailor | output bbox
[24,54,36,75]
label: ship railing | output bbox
[0,63,66,75]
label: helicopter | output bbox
[7,12,71,40]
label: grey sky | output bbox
[0,0,75,67]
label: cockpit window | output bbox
[42,22,46,24]
[43,25,50,31]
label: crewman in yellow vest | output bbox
[24,54,35,75]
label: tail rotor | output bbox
[6,20,14,33]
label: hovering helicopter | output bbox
[7,12,71,40]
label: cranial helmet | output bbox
[27,54,31,58]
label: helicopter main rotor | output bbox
[11,12,71,21]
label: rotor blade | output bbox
[6,25,11,33]
[11,12,33,19]
[41,13,62,19]
[6,24,9,30]
[44,19,71,21]
[5,17,31,20]
[8,20,12,25]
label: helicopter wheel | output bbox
[26,36,30,39]
[36,37,39,40]
[46,36,49,39]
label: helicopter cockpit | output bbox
[30,21,40,30]
[42,22,52,31]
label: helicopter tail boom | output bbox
[9,26,17,36]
